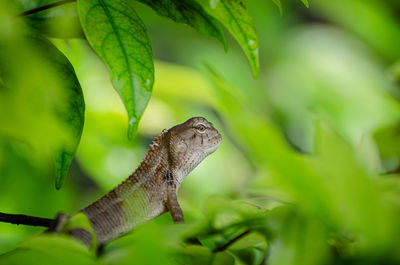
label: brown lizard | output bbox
[59,117,222,246]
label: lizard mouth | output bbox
[206,131,222,154]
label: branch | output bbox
[0,212,54,227]
[17,0,76,17]
[212,230,250,253]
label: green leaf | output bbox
[196,0,259,77]
[300,0,309,8]
[212,252,235,265]
[137,0,226,50]
[17,0,84,38]
[373,124,400,174]
[63,213,97,251]
[266,207,329,265]
[53,60,85,190]
[30,37,85,189]
[0,234,98,265]
[271,0,283,15]
[77,0,154,138]
[53,54,84,190]
[0,6,84,189]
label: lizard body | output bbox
[72,117,221,245]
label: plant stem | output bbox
[0,212,54,227]
[17,0,76,17]
[212,230,250,253]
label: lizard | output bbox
[54,116,222,247]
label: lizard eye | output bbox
[195,124,206,132]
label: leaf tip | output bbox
[272,0,283,15]
[251,52,260,78]
[127,116,139,140]
[246,38,259,78]
[55,175,63,190]
[222,38,228,53]
[54,151,75,190]
[54,155,67,190]
[252,69,260,78]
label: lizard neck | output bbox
[126,134,170,186]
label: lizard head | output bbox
[166,117,222,176]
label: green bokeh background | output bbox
[1,0,400,264]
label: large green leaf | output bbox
[78,0,154,138]
[53,56,85,190]
[31,37,85,189]
[137,0,226,50]
[0,235,98,265]
[0,4,84,189]
[196,0,259,77]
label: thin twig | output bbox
[212,230,251,253]
[0,212,54,227]
[17,0,76,17]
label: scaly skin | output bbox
[74,117,221,245]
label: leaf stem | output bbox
[17,0,76,17]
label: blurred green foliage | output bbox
[1,0,400,265]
